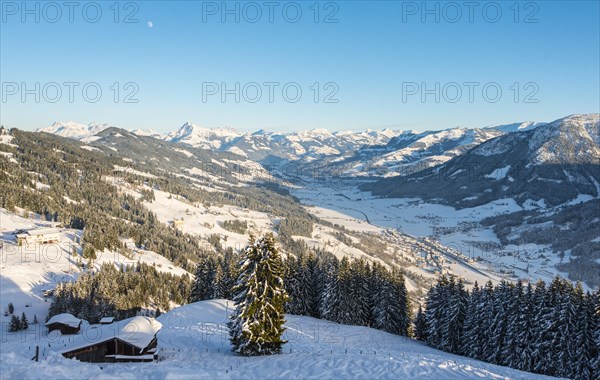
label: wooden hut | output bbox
[60,316,161,363]
[45,313,82,334]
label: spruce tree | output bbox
[592,290,600,379]
[534,277,564,376]
[461,281,484,359]
[284,255,303,315]
[20,312,29,330]
[572,290,595,380]
[480,280,497,362]
[7,302,14,314]
[349,259,372,326]
[321,257,344,323]
[8,315,20,332]
[487,281,512,365]
[425,275,449,349]
[502,280,523,368]
[228,233,289,356]
[414,305,428,341]
[300,253,322,318]
[515,283,536,372]
[190,257,217,302]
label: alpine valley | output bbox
[1,113,599,379]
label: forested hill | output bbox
[0,127,319,270]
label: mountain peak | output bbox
[38,121,112,140]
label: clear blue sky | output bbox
[1,0,598,133]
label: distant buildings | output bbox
[16,228,60,246]
[170,219,184,230]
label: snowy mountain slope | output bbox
[364,114,600,208]
[37,121,113,140]
[2,128,467,296]
[300,122,546,178]
[360,114,600,288]
[218,127,402,162]
[166,122,241,150]
[130,128,164,139]
[88,127,274,186]
[37,119,545,181]
[0,207,189,336]
[0,300,558,380]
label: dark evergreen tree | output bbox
[8,315,20,332]
[515,283,536,372]
[299,253,322,318]
[349,258,372,326]
[320,257,343,322]
[479,280,497,362]
[190,257,218,302]
[572,287,595,380]
[534,277,566,376]
[414,305,428,341]
[7,302,14,314]
[593,290,600,379]
[425,275,449,349]
[20,312,28,330]
[502,280,523,368]
[284,254,303,315]
[442,277,467,354]
[461,281,484,359]
[228,233,289,356]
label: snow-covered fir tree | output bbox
[414,305,427,341]
[228,233,289,356]
[20,312,28,330]
[442,277,467,355]
[419,275,599,380]
[190,257,218,302]
[8,315,20,332]
[299,253,322,318]
[461,281,483,359]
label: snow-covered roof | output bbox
[99,317,115,324]
[45,313,81,328]
[59,316,162,354]
[27,228,60,236]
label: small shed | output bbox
[45,313,82,334]
[61,316,162,363]
[99,317,115,325]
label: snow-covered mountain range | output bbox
[365,114,600,207]
[37,121,114,140]
[37,120,545,178]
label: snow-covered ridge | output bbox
[37,121,113,140]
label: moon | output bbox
[147,21,153,28]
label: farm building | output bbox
[60,316,162,363]
[99,317,115,324]
[45,313,82,334]
[170,219,184,229]
[16,228,60,246]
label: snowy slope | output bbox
[166,122,241,150]
[304,122,545,178]
[0,300,558,379]
[37,121,113,140]
[37,119,546,180]
[367,114,600,207]
[0,207,189,332]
